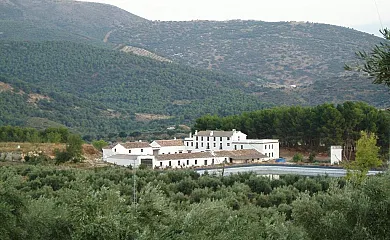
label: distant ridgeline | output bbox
[194,102,390,157]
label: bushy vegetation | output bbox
[0,126,70,143]
[194,101,390,158]
[0,165,389,239]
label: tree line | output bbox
[1,164,390,240]
[194,101,390,158]
[0,126,70,143]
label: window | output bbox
[220,137,223,141]
[196,136,198,141]
[187,160,189,165]
[269,145,271,149]
[238,136,240,141]
[201,143,203,147]
[179,151,183,153]
[129,150,131,153]
[272,144,274,149]
[114,148,116,152]
[265,145,267,149]
[160,162,162,167]
[207,137,209,141]
[207,143,210,149]
[178,160,180,165]
[141,149,143,152]
[272,152,274,157]
[214,137,216,141]
[191,142,193,147]
[227,143,230,146]
[212,159,215,165]
[186,142,189,146]
[169,161,171,166]
[227,137,230,140]
[220,143,222,149]
[195,160,198,164]
[201,137,203,141]
[204,160,208,165]
[196,143,199,149]
[213,143,216,147]
[241,145,243,149]
[235,145,237,150]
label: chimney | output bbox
[189,132,192,138]
[195,130,198,135]
[210,131,214,136]
[139,140,142,142]
[232,129,236,133]
[174,137,177,140]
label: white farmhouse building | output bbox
[102,129,279,168]
[184,129,247,152]
[232,139,279,159]
[154,149,268,169]
[102,141,153,166]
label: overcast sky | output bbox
[83,0,389,36]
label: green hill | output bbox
[0,41,269,137]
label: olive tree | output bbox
[345,28,390,88]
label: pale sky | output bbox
[83,0,389,36]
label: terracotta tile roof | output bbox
[215,149,267,159]
[157,152,212,161]
[120,142,151,149]
[195,130,234,137]
[154,140,184,147]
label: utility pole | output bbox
[133,160,137,207]
[387,109,390,168]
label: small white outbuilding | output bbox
[330,146,343,165]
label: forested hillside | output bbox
[1,165,390,239]
[0,41,269,137]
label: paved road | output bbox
[196,165,383,177]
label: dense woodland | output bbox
[194,102,390,158]
[0,41,268,137]
[1,165,390,240]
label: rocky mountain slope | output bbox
[108,20,389,107]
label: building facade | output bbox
[184,129,247,152]
[102,129,279,168]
